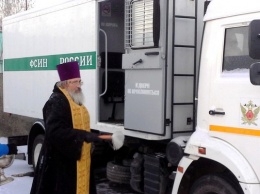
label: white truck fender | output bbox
[171,156,260,194]
[171,130,260,194]
[171,156,195,194]
[185,129,259,183]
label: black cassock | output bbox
[30,84,97,194]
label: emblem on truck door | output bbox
[240,100,260,126]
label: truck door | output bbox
[207,23,260,177]
[209,25,260,127]
[123,0,167,134]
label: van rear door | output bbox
[123,0,167,134]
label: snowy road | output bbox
[0,138,137,194]
[0,157,33,194]
[0,137,33,194]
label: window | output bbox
[223,26,260,72]
[125,0,160,49]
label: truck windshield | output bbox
[223,26,260,72]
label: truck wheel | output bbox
[106,161,131,184]
[190,174,241,194]
[32,134,44,169]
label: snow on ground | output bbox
[0,137,33,194]
[0,137,137,194]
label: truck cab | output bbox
[172,0,260,193]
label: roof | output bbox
[204,0,260,21]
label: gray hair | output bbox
[56,80,67,88]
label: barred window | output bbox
[125,0,160,49]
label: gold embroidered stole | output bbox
[59,87,91,194]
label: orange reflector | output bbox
[198,147,206,155]
[177,166,184,173]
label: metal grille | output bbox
[125,0,154,49]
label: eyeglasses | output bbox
[68,80,83,86]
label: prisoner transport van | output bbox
[3,0,260,193]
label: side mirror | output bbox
[249,20,260,59]
[250,62,260,85]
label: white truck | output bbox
[3,0,260,193]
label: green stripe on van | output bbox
[4,52,96,71]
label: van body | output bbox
[3,0,260,193]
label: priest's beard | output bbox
[68,88,85,105]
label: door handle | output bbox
[145,52,159,56]
[99,29,108,97]
[209,110,225,115]
[133,59,143,65]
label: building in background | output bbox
[0,30,2,72]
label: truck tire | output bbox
[32,134,44,169]
[106,161,131,184]
[190,174,242,194]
